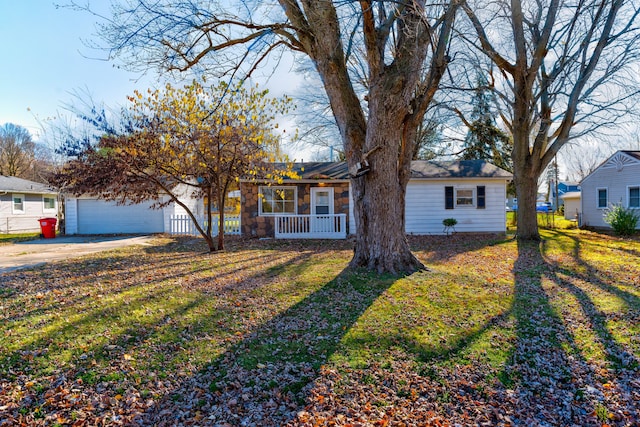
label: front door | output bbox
[310,187,334,233]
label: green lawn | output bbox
[0,232,41,245]
[0,231,638,426]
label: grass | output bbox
[506,210,578,231]
[0,232,41,244]
[0,231,638,425]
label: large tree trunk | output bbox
[514,173,540,241]
[349,87,424,274]
[512,129,542,241]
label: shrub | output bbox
[604,203,639,236]
[442,218,457,235]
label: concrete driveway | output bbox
[0,235,156,274]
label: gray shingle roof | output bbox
[410,160,512,179]
[277,159,512,180]
[291,162,351,180]
[0,175,56,194]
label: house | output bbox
[549,180,580,210]
[579,150,640,229]
[560,191,581,221]
[0,175,58,234]
[240,160,512,238]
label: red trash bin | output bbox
[38,218,57,239]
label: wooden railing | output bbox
[274,214,347,239]
[169,214,241,236]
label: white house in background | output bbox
[0,175,58,233]
[240,160,512,238]
[560,191,581,221]
[580,150,640,229]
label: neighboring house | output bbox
[580,150,640,229]
[0,175,58,234]
[550,180,580,210]
[560,191,581,221]
[240,160,512,239]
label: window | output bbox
[446,186,483,209]
[43,196,56,211]
[259,186,296,215]
[629,186,640,208]
[455,188,474,207]
[597,188,608,209]
[12,194,25,214]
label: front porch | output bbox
[274,214,347,239]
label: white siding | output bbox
[172,184,204,217]
[0,193,58,233]
[405,179,507,234]
[562,196,581,221]
[65,198,79,234]
[580,152,640,229]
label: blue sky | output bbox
[0,1,157,141]
[0,1,309,157]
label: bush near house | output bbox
[604,203,639,236]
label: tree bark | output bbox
[349,137,424,274]
[349,81,425,274]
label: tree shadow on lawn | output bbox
[497,238,639,426]
[1,236,378,425]
[410,232,512,264]
[139,266,400,426]
[0,240,345,425]
[0,249,258,323]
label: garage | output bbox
[73,199,165,234]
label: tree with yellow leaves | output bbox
[53,80,295,251]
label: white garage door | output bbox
[77,199,164,234]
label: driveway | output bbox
[0,235,156,274]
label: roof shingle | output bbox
[0,176,56,194]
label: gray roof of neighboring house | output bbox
[0,175,57,194]
[265,159,512,181]
[621,150,640,161]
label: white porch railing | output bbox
[274,214,347,239]
[169,214,241,236]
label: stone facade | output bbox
[240,182,350,238]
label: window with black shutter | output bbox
[445,186,454,209]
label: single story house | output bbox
[240,159,512,238]
[64,160,512,237]
[579,150,640,230]
[0,175,58,234]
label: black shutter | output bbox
[477,186,486,209]
[445,186,454,210]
